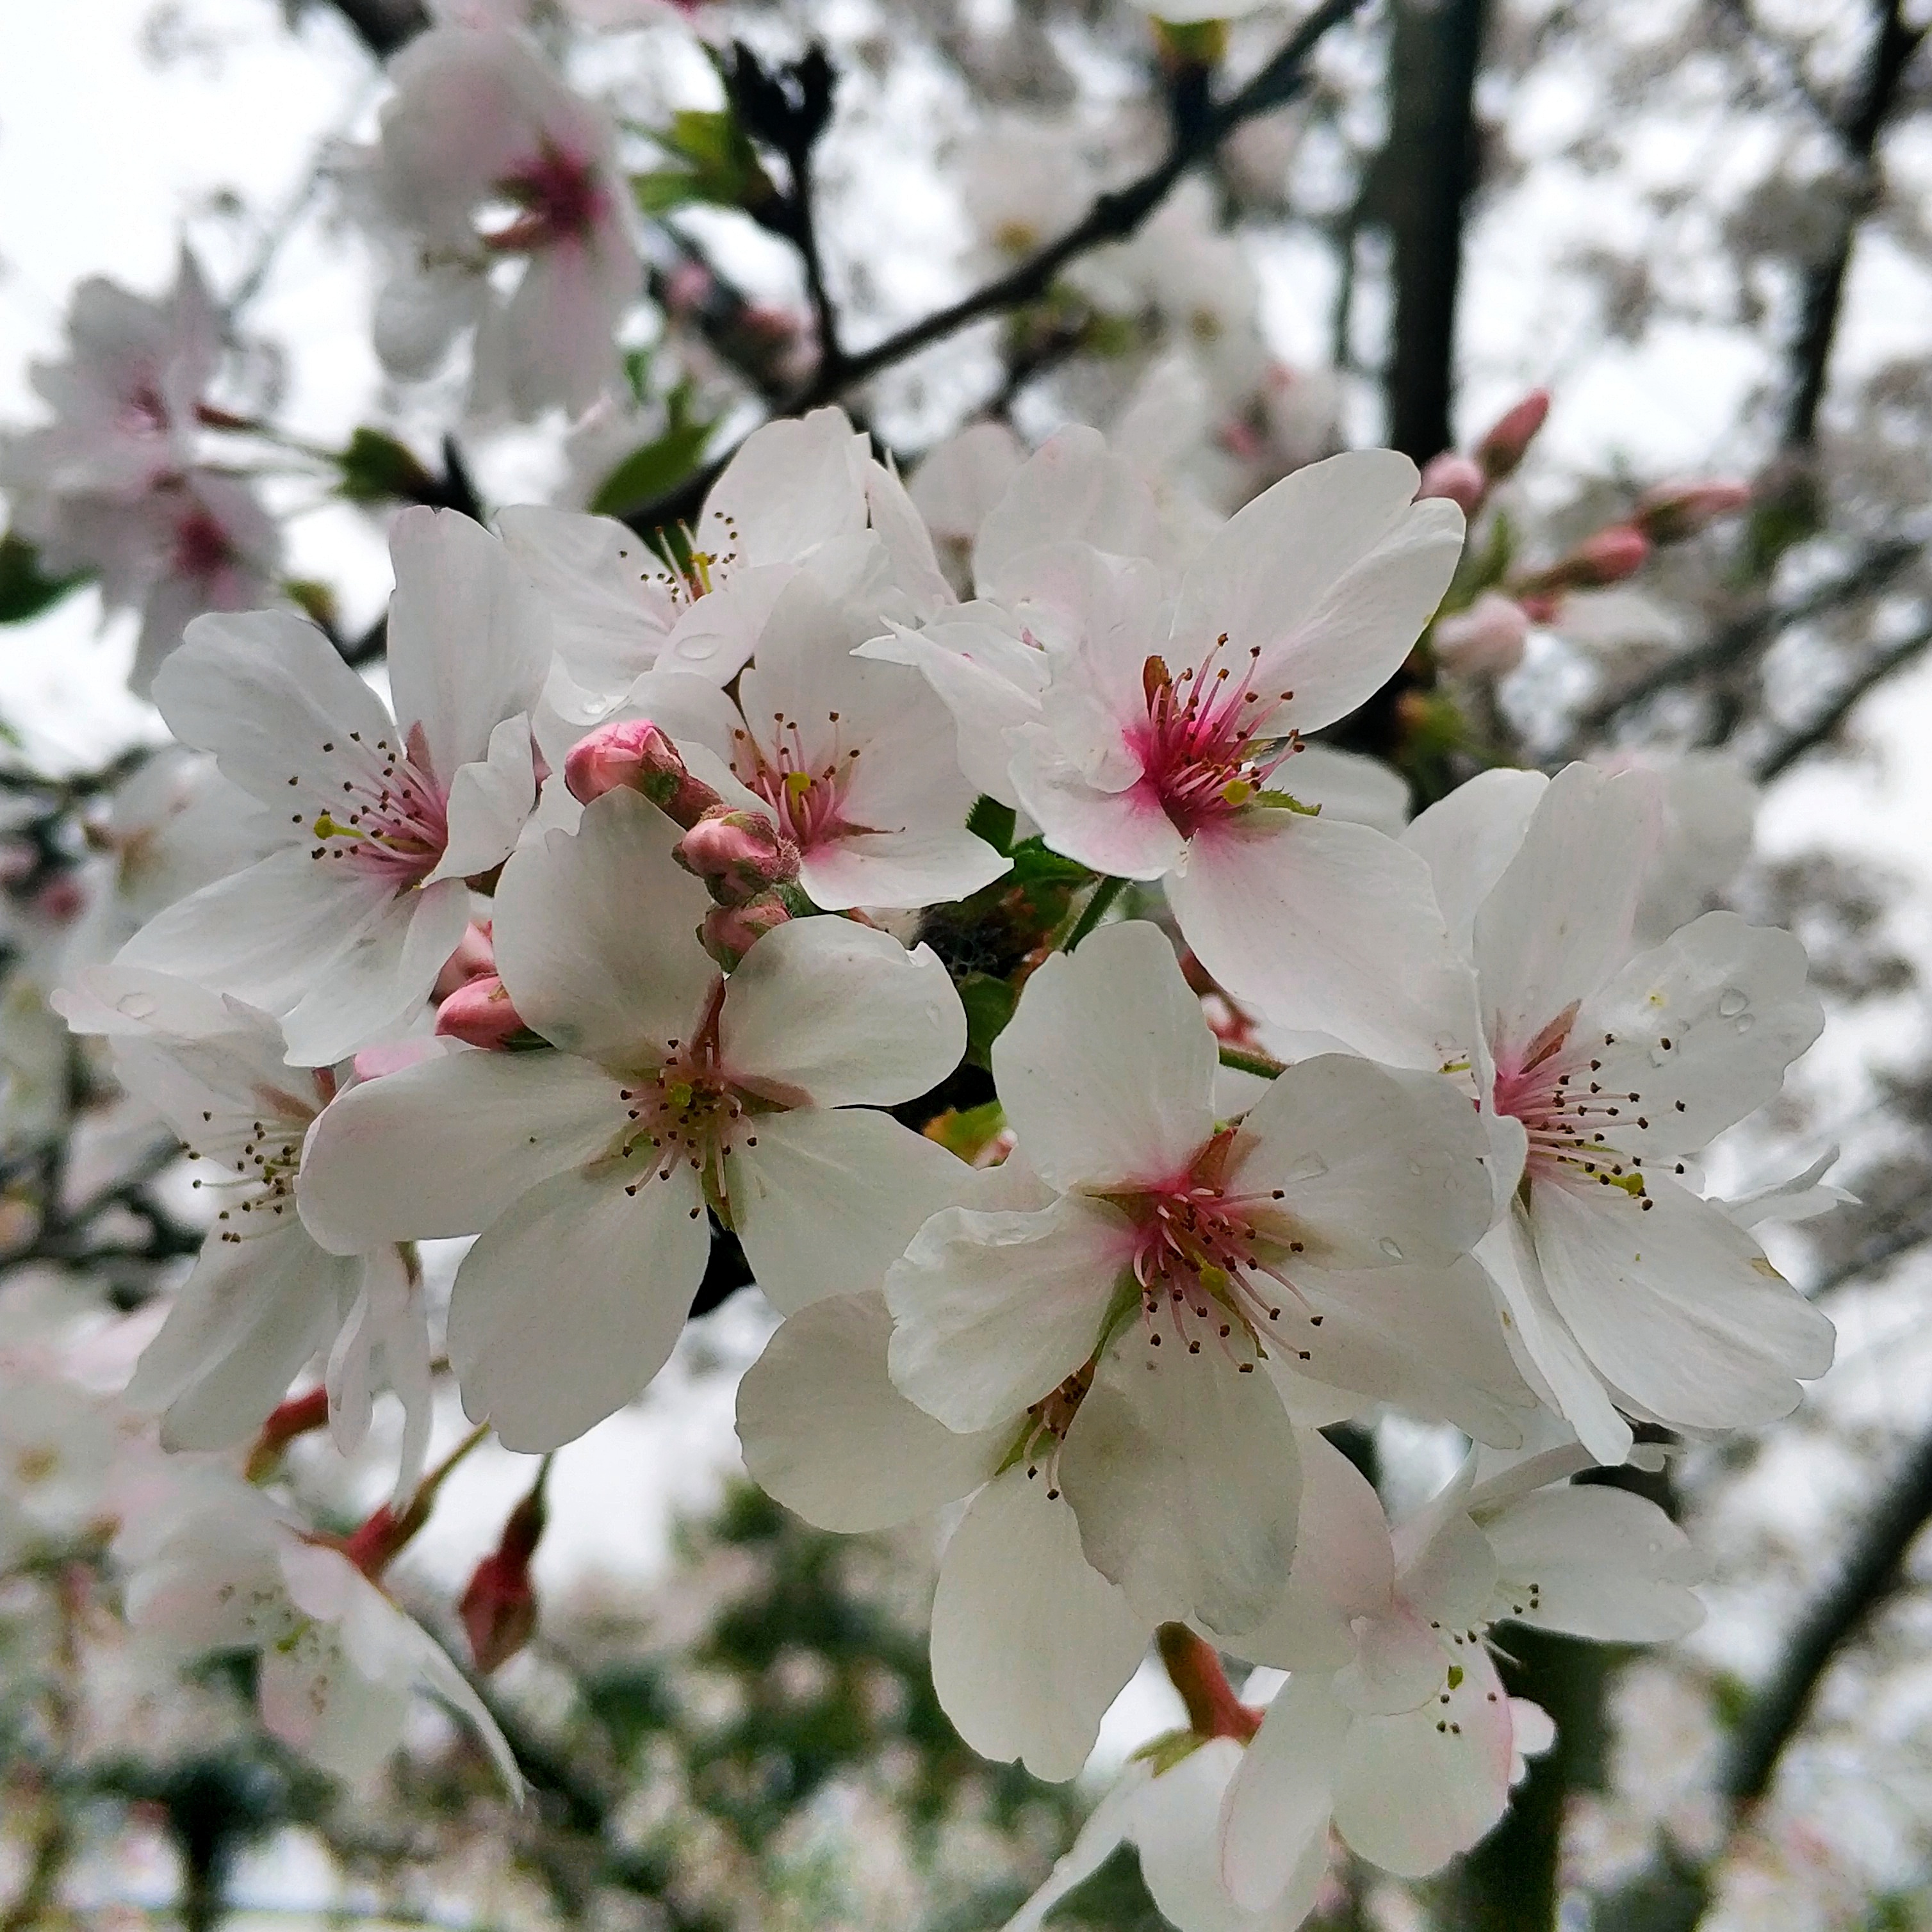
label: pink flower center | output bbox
[119,379,170,439]
[302,723,451,890]
[486,143,607,252]
[1111,1130,1315,1368]
[1133,639,1300,839]
[1489,1004,1676,1209]
[172,507,238,583]
[732,711,871,853]
[610,987,762,1219]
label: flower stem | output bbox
[1217,1044,1284,1079]
[1063,874,1126,951]
[1156,1623,1261,1742]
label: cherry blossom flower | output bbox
[358,25,641,417]
[299,788,972,1450]
[500,407,881,708]
[54,969,432,1486]
[115,508,551,1065]
[122,1478,518,1788]
[617,568,1010,910]
[1404,762,1835,1462]
[1217,1444,1695,1904]
[1005,1734,1327,1932]
[735,1272,1152,1783]
[884,434,1473,1063]
[0,248,218,499]
[884,921,1499,1636]
[19,469,284,696]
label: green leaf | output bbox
[965,795,1016,855]
[631,108,774,217]
[333,427,437,505]
[589,420,716,520]
[0,533,86,624]
[958,972,1017,1070]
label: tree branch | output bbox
[1781,0,1924,450]
[314,0,427,60]
[1594,1419,1932,1932]
[1377,0,1492,461]
[1571,534,1918,742]
[621,0,1371,536]
[1753,619,1932,780]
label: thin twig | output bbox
[621,0,1371,536]
[1753,620,1932,780]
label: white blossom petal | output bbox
[735,1291,1006,1530]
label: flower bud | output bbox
[244,1385,331,1483]
[1524,522,1651,594]
[564,719,723,825]
[1475,388,1551,481]
[1433,592,1531,676]
[433,921,495,999]
[1418,451,1487,515]
[676,809,800,905]
[700,893,792,969]
[434,974,528,1050]
[1633,479,1752,544]
[461,1472,547,1675]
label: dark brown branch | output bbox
[1781,0,1924,450]
[1376,0,1492,461]
[1753,620,1932,780]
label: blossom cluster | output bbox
[21,384,1832,1924]
[0,6,1846,1926]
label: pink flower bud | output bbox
[1633,479,1753,543]
[33,875,86,924]
[700,894,792,969]
[433,921,495,1000]
[564,719,724,825]
[1433,592,1531,676]
[1547,522,1651,591]
[676,810,800,905]
[461,1475,547,1674]
[434,975,528,1051]
[1418,452,1487,515]
[1475,388,1551,481]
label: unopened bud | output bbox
[1633,479,1752,544]
[434,974,529,1050]
[676,809,799,905]
[1419,452,1487,515]
[564,719,724,825]
[700,893,792,969]
[1523,523,1651,595]
[461,1470,547,1674]
[1433,592,1530,676]
[433,921,495,999]
[244,1385,331,1483]
[1475,388,1551,482]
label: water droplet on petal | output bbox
[1282,1155,1329,1185]
[1734,1013,1755,1033]
[1648,1043,1671,1068]
[1717,987,1749,1018]
[117,992,157,1019]
[1379,1236,1404,1260]
[1407,1159,1424,1177]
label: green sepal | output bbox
[632,108,774,217]
[333,427,438,505]
[1250,789,1321,815]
